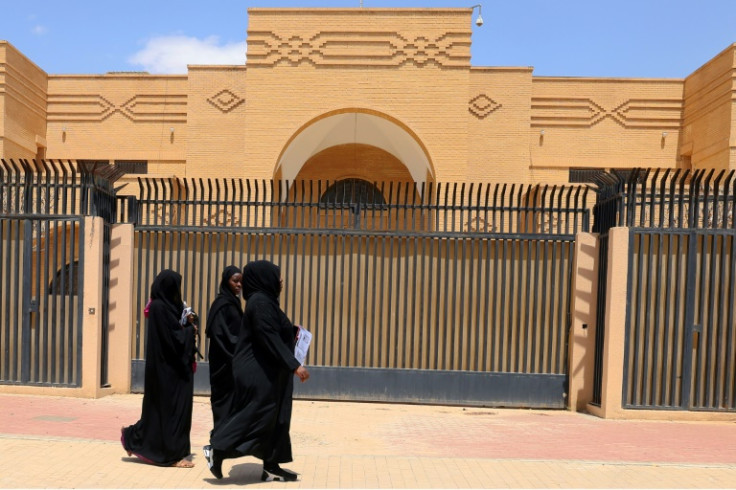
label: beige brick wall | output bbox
[45,73,188,168]
[681,43,736,171]
[1,10,735,184]
[469,67,533,183]
[245,8,471,69]
[0,42,48,159]
[241,8,471,183]
[529,77,685,171]
[242,64,469,182]
[186,65,248,178]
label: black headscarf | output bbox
[219,266,242,302]
[242,260,281,301]
[150,269,184,318]
[206,265,243,337]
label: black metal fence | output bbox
[0,159,117,387]
[124,178,590,234]
[128,178,590,407]
[595,168,735,230]
[0,216,85,385]
[1,159,119,220]
[7,158,735,412]
[592,168,736,412]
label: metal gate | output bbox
[128,178,590,408]
[592,168,736,412]
[625,229,736,411]
[0,216,85,386]
[0,159,119,388]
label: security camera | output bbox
[475,14,484,27]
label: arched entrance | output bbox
[274,110,435,230]
[275,109,434,185]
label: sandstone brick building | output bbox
[1,7,734,190]
[2,8,736,418]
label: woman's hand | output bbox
[294,365,310,383]
[187,313,199,333]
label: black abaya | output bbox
[205,265,243,429]
[122,269,196,466]
[210,260,302,464]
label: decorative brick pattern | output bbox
[206,89,244,113]
[531,97,683,129]
[468,94,501,119]
[247,30,471,67]
[48,93,187,122]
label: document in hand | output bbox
[294,325,312,365]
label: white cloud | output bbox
[32,25,47,35]
[128,35,246,74]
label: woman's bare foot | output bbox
[171,458,195,468]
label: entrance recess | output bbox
[275,110,434,185]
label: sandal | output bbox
[172,458,195,468]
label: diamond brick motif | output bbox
[207,89,245,113]
[469,94,501,119]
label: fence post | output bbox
[80,216,104,397]
[587,226,629,418]
[106,223,135,394]
[567,231,599,411]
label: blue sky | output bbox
[1,0,734,78]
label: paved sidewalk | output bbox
[1,393,735,488]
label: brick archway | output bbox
[274,110,435,185]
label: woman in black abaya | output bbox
[121,269,198,468]
[205,260,310,482]
[205,265,243,430]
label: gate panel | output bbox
[595,168,736,413]
[131,228,574,407]
[625,231,688,408]
[0,217,84,386]
[127,178,588,407]
[690,231,736,410]
[624,229,736,411]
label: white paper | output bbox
[294,325,312,365]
